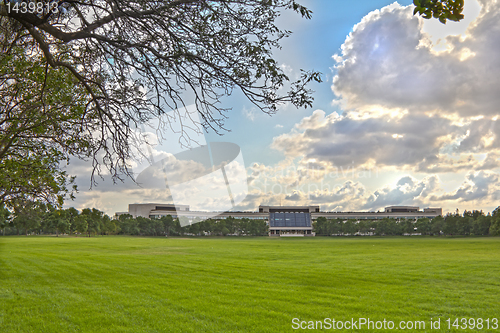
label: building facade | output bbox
[260,206,317,237]
[119,204,443,237]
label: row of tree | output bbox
[117,214,268,236]
[0,202,116,236]
[313,208,500,236]
[0,202,268,236]
[2,202,499,237]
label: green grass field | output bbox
[1,236,499,332]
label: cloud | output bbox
[430,170,500,202]
[65,1,500,216]
[362,175,440,210]
[332,1,500,119]
[66,187,174,216]
[235,170,500,214]
[242,106,257,121]
[272,1,500,174]
[271,110,486,171]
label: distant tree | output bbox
[0,201,10,235]
[389,218,403,236]
[313,217,328,235]
[213,219,226,236]
[12,200,45,235]
[376,218,400,236]
[416,218,431,235]
[329,219,343,236]
[51,209,70,236]
[117,214,140,235]
[472,215,491,236]
[430,216,445,236]
[81,208,104,236]
[65,207,79,235]
[101,215,119,235]
[252,220,268,236]
[40,206,70,236]
[73,215,88,236]
[444,214,460,236]
[358,220,372,235]
[472,210,484,220]
[136,216,153,236]
[457,216,472,236]
[402,219,415,235]
[173,218,182,236]
[490,207,500,236]
[160,215,176,236]
[342,219,357,235]
[187,221,201,236]
[225,216,237,235]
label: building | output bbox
[384,206,419,213]
[260,205,317,237]
[128,203,190,219]
[126,203,268,224]
[118,204,443,237]
[312,207,443,221]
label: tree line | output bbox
[2,202,499,237]
[0,202,116,237]
[117,214,268,237]
[313,208,500,237]
[0,202,268,237]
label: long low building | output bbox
[312,206,443,221]
[118,204,443,237]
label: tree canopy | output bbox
[0,0,321,207]
[413,0,465,24]
[0,44,86,205]
[0,0,466,207]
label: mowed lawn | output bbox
[1,236,499,332]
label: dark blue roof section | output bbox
[269,212,311,227]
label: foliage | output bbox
[413,0,465,24]
[0,0,320,206]
[73,215,88,236]
[81,208,106,236]
[45,207,71,236]
[3,203,500,237]
[472,215,491,236]
[490,207,500,236]
[178,217,267,236]
[0,46,87,207]
[0,201,11,234]
[312,208,500,237]
[11,200,45,235]
[431,215,445,235]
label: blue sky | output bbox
[66,0,500,216]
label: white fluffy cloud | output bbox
[431,170,500,202]
[272,1,500,174]
[363,175,440,210]
[259,0,500,213]
[66,1,500,216]
[271,109,469,170]
[235,170,500,213]
[332,1,500,118]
